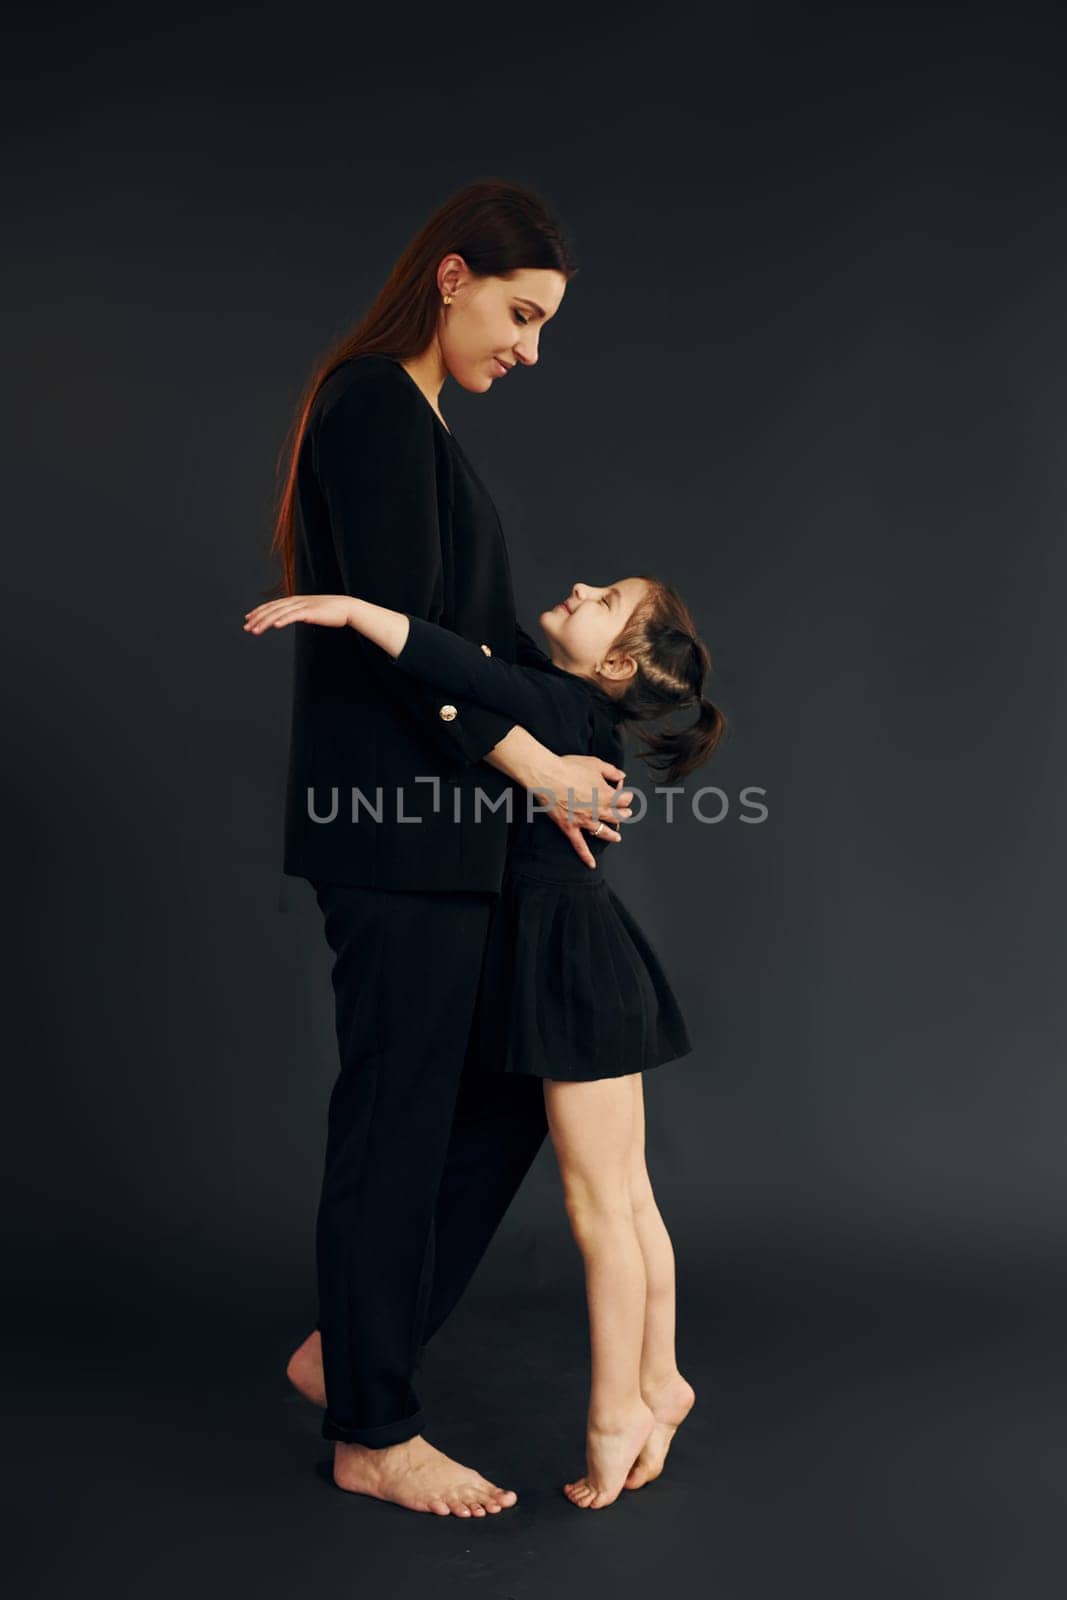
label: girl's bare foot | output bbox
[623,1371,696,1489]
[563,1401,656,1510]
[333,1435,518,1516]
[286,1330,326,1408]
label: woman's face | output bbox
[438,262,567,391]
[539,577,649,686]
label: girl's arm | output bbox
[364,607,632,847]
[244,594,633,860]
[342,598,573,748]
[396,615,568,741]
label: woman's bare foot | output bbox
[623,1371,696,1489]
[286,1330,326,1408]
[333,1435,518,1516]
[563,1401,656,1510]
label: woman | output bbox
[246,568,724,1508]
[259,180,633,1517]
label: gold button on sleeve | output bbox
[438,704,458,721]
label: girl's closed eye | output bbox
[513,309,529,325]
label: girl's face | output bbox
[539,577,649,688]
[438,262,567,391]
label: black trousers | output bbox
[310,879,549,1447]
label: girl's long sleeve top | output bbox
[394,614,626,878]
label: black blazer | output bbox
[394,613,626,881]
[283,355,526,891]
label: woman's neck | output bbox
[400,349,447,416]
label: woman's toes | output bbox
[468,1481,513,1513]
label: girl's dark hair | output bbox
[269,178,578,596]
[599,574,729,786]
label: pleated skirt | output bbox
[470,862,693,1081]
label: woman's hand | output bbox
[484,733,634,869]
[244,595,355,633]
[543,753,634,869]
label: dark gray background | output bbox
[7,3,1064,1595]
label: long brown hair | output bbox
[268,179,578,597]
[601,575,729,786]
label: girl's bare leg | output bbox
[543,1073,656,1510]
[288,1073,694,1493]
[624,1072,696,1488]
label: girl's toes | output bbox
[565,1478,596,1506]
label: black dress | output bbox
[393,616,693,1082]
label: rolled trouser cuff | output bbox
[322,1407,424,1448]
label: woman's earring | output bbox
[442,294,453,305]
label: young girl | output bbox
[245,574,726,1509]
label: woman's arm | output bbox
[480,726,631,865]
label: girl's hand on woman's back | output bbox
[244,595,355,633]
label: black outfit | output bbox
[309,879,547,1446]
[283,353,519,892]
[285,356,554,1447]
[394,617,693,1081]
